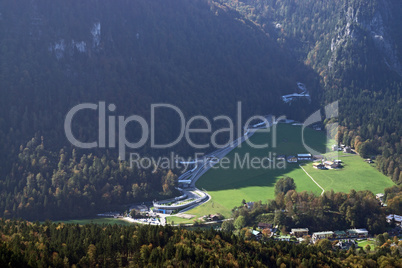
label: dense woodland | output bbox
[0,0,321,220]
[217,0,402,183]
[0,135,177,220]
[0,0,400,221]
[0,1,401,265]
[232,188,387,234]
[1,219,402,267]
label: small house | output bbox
[324,161,339,169]
[313,163,326,170]
[343,146,352,153]
[287,156,298,163]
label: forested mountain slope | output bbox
[0,0,320,220]
[217,0,402,183]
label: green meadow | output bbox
[187,124,326,218]
[302,152,394,194]
[181,124,394,221]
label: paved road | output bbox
[153,116,274,214]
[175,115,274,212]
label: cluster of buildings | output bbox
[386,214,402,226]
[313,160,342,170]
[332,144,352,153]
[288,228,369,242]
[281,154,341,167]
[249,223,278,239]
[309,229,369,242]
[250,224,369,247]
[282,153,313,163]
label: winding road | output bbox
[156,115,274,213]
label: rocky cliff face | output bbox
[329,0,401,76]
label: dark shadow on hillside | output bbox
[195,125,328,192]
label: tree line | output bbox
[1,219,402,267]
[230,178,388,234]
[0,136,177,220]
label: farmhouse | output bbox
[324,161,340,169]
[291,228,309,238]
[312,231,334,241]
[207,214,220,221]
[313,163,326,170]
[344,146,352,153]
[297,154,312,161]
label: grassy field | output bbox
[184,124,327,219]
[52,217,132,226]
[357,239,377,250]
[176,124,395,222]
[302,152,394,194]
[166,216,197,225]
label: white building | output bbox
[297,154,312,161]
[312,231,334,241]
[387,214,402,225]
